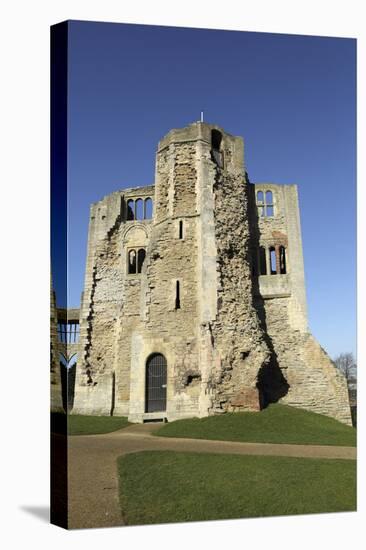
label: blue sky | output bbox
[59,20,356,358]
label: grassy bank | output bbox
[68,415,129,435]
[154,404,356,446]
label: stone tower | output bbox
[71,122,352,425]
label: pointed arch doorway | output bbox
[145,353,167,412]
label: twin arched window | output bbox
[256,190,274,217]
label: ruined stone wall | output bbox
[72,187,154,415]
[262,298,351,423]
[73,123,272,421]
[50,276,63,412]
[250,183,352,425]
[71,122,352,426]
[206,140,270,413]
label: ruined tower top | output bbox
[157,121,245,174]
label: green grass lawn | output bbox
[117,451,356,525]
[154,404,356,446]
[68,415,130,435]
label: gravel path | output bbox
[67,423,356,529]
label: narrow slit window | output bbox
[259,247,267,275]
[179,220,184,239]
[137,248,146,273]
[127,199,135,220]
[270,247,277,275]
[279,246,287,274]
[175,280,181,309]
[135,198,144,220]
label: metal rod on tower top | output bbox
[200,111,204,122]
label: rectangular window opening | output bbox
[259,247,267,275]
[57,322,80,344]
[179,220,183,239]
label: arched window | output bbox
[127,199,135,220]
[128,249,137,273]
[135,198,144,220]
[144,197,153,219]
[279,246,287,274]
[137,248,146,273]
[269,247,277,275]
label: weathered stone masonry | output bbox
[56,122,351,425]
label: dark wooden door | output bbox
[145,353,167,412]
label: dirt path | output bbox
[67,423,356,529]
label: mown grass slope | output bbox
[118,451,356,525]
[68,415,129,435]
[154,404,356,446]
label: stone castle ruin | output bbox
[51,122,352,425]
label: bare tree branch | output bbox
[333,352,357,387]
